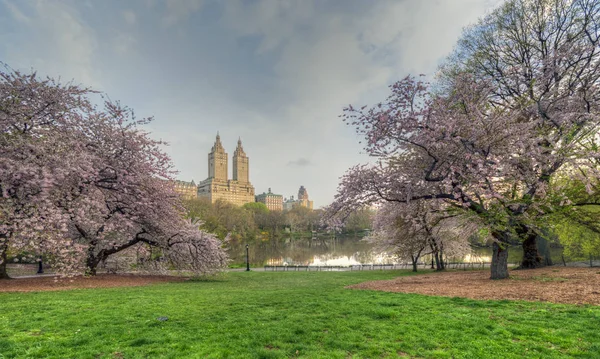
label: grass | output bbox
[1,270,599,358]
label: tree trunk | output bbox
[86,258,97,276]
[520,233,543,269]
[411,255,418,272]
[490,242,509,279]
[434,252,442,271]
[0,246,9,279]
[0,237,10,279]
[85,253,104,276]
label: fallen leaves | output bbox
[348,267,600,305]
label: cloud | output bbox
[123,10,136,25]
[216,0,504,206]
[0,1,100,88]
[112,32,136,56]
[223,0,315,54]
[2,0,29,23]
[162,0,204,28]
[287,158,312,167]
[0,0,504,207]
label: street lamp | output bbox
[246,244,250,271]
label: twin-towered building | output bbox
[174,133,313,210]
[197,133,255,206]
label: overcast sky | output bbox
[1,0,503,208]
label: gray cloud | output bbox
[287,158,312,167]
[0,0,503,207]
[162,0,204,28]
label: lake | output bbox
[226,235,538,267]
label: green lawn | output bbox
[1,271,599,359]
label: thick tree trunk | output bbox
[86,258,98,276]
[520,234,543,269]
[0,248,9,279]
[490,242,509,279]
[85,253,105,276]
[0,238,10,279]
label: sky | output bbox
[0,0,503,208]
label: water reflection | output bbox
[227,236,505,267]
[462,253,492,263]
[228,235,377,266]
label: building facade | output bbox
[297,185,314,210]
[197,134,255,206]
[283,186,314,210]
[173,180,198,200]
[256,188,283,211]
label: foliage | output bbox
[547,205,600,260]
[183,199,331,242]
[242,202,269,215]
[1,271,600,358]
[284,206,321,234]
[184,198,257,241]
[342,207,374,235]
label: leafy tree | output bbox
[263,210,286,236]
[543,175,600,261]
[183,198,257,242]
[343,207,374,236]
[242,202,269,215]
[284,205,321,234]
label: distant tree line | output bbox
[182,198,374,243]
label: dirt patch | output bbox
[0,274,184,293]
[348,267,600,305]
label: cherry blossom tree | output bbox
[366,201,473,272]
[155,219,229,276]
[439,0,600,268]
[366,203,429,273]
[0,67,94,278]
[0,66,228,277]
[330,0,600,279]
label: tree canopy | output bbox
[328,0,600,279]
[0,67,228,277]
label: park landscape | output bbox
[3,0,600,358]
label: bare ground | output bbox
[348,267,600,305]
[0,274,183,293]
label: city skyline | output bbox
[0,0,502,207]
[178,131,312,203]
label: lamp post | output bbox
[246,244,250,271]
